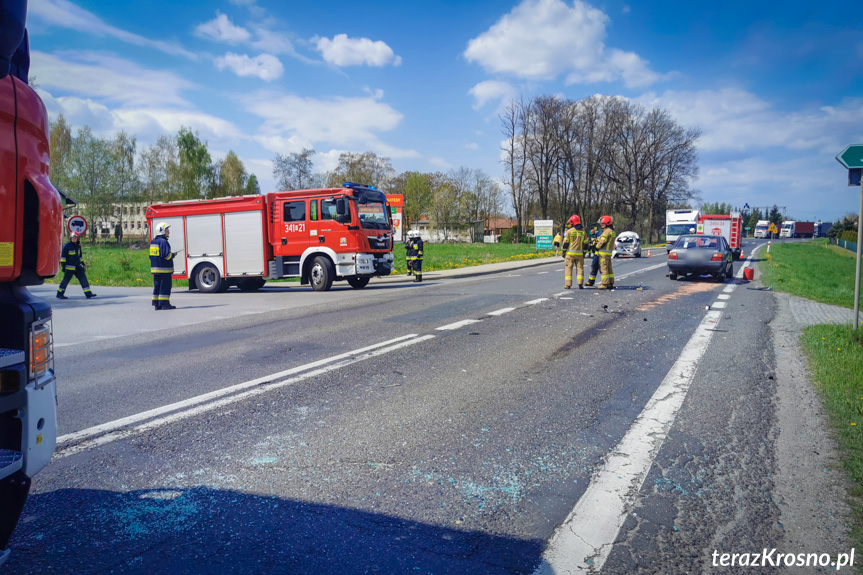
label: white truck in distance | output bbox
[665,209,701,253]
[754,220,770,238]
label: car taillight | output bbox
[711,253,723,261]
[30,321,54,382]
[668,252,678,260]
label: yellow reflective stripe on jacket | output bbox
[151,267,173,273]
[149,245,160,257]
[565,228,585,256]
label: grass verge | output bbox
[43,241,556,287]
[759,239,862,309]
[800,325,863,546]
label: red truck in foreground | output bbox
[697,212,743,260]
[0,0,62,564]
[145,184,395,293]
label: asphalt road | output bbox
[8,239,853,574]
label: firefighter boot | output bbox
[56,292,68,300]
[415,275,422,283]
[158,302,177,310]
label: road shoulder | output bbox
[772,291,854,569]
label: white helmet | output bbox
[407,230,416,239]
[156,222,171,235]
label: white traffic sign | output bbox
[67,215,87,236]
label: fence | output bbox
[832,238,862,256]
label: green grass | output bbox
[759,239,862,309]
[801,325,863,545]
[44,241,555,287]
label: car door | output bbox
[278,199,309,254]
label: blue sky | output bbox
[27,0,863,223]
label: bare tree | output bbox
[273,148,316,191]
[500,99,530,239]
[139,135,179,205]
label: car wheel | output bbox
[726,264,734,279]
[310,256,335,291]
[195,263,223,293]
[669,272,677,281]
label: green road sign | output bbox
[537,236,553,250]
[836,144,863,169]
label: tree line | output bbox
[273,149,506,241]
[501,94,701,242]
[49,114,260,241]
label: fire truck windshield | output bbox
[355,191,390,230]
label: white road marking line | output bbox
[723,285,735,293]
[553,291,571,297]
[525,298,549,305]
[57,334,422,448]
[56,335,436,457]
[537,271,550,275]
[436,319,481,331]
[535,309,724,575]
[717,294,730,300]
[487,307,516,316]
[712,301,727,308]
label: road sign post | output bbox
[835,144,863,331]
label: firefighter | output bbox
[553,230,562,256]
[150,222,177,310]
[595,215,616,290]
[561,215,585,289]
[411,231,424,283]
[584,224,602,287]
[56,232,96,299]
[405,230,416,276]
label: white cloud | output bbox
[215,53,284,81]
[468,80,517,109]
[464,0,663,88]
[32,51,196,108]
[244,91,403,148]
[314,34,402,67]
[29,0,197,59]
[195,14,251,44]
[637,88,863,153]
[250,25,298,57]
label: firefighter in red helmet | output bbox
[561,215,586,289]
[595,215,616,289]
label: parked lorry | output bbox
[0,0,62,564]
[753,220,770,238]
[665,209,701,253]
[145,183,395,293]
[780,221,815,239]
[697,212,743,260]
[814,221,832,238]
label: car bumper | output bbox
[668,261,726,275]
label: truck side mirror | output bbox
[336,198,347,216]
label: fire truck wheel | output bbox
[346,276,370,289]
[310,256,334,291]
[195,263,224,293]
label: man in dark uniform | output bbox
[584,224,602,287]
[411,231,424,283]
[56,232,96,299]
[405,230,416,276]
[150,222,177,310]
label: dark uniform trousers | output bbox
[58,267,93,296]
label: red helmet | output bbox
[70,232,80,239]
[567,215,581,226]
[599,215,613,226]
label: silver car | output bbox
[667,234,734,282]
[613,231,642,258]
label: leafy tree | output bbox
[176,127,212,200]
[110,131,138,242]
[391,171,433,233]
[273,148,316,191]
[139,135,179,204]
[701,202,732,215]
[324,151,394,189]
[768,205,783,227]
[68,127,115,241]
[245,173,261,195]
[218,151,247,197]
[49,113,74,193]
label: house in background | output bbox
[407,216,518,243]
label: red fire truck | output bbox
[696,212,743,260]
[0,0,62,564]
[145,183,395,293]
